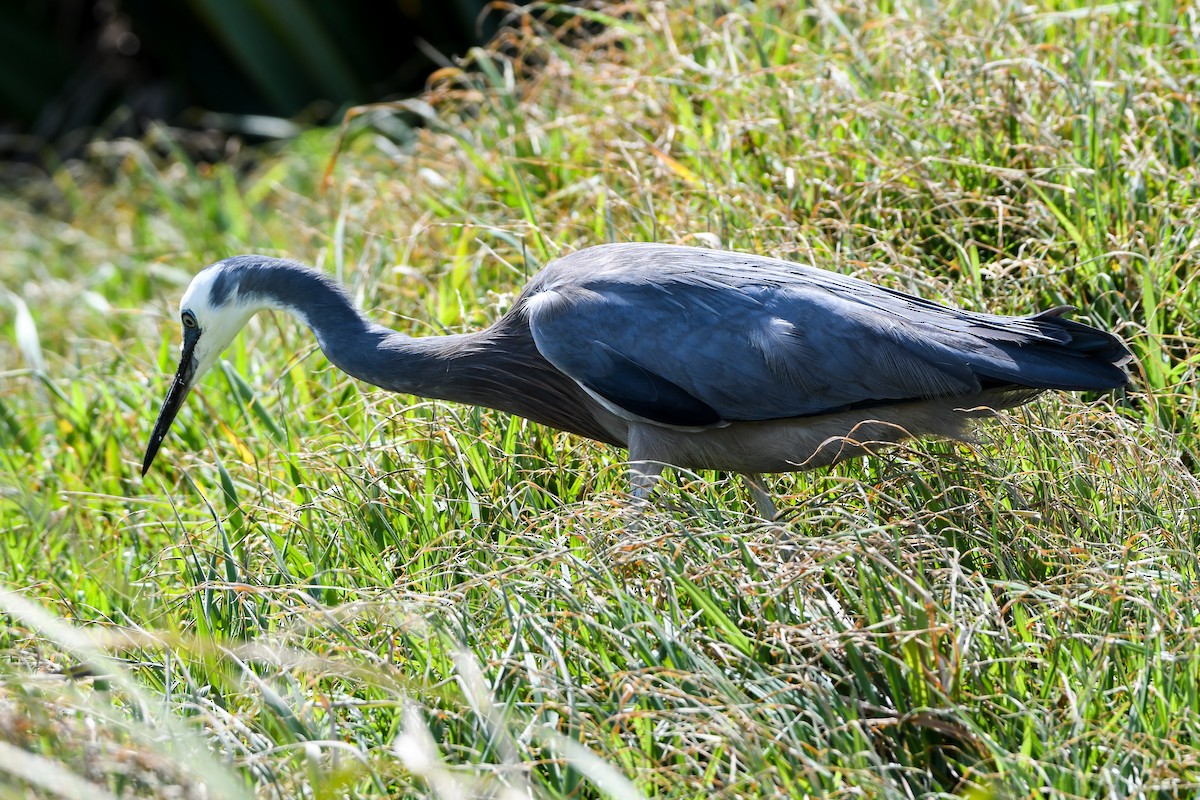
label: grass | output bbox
[1,0,1199,796]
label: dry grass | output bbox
[1,1,1198,797]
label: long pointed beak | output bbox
[142,329,200,476]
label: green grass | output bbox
[2,0,1199,796]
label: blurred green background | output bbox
[0,0,497,157]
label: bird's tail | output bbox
[979,306,1133,392]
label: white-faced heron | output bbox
[143,243,1132,516]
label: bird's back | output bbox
[521,243,1131,428]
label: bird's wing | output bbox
[524,271,1126,426]
[523,278,970,424]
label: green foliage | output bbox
[1,1,1198,797]
[2,0,494,142]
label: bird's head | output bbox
[142,259,264,475]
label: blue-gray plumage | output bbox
[143,243,1132,514]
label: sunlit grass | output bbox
[1,0,1198,797]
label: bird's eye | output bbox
[181,311,198,329]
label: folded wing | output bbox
[525,253,1131,427]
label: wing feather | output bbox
[522,244,1130,426]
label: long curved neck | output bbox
[235,261,622,445]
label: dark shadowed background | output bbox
[0,0,497,159]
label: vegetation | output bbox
[2,0,495,148]
[1,1,1198,796]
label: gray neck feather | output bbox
[217,257,619,445]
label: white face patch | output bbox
[177,262,262,384]
[178,263,225,320]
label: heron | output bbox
[142,243,1132,517]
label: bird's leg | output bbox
[741,473,798,561]
[740,473,778,520]
[626,425,666,505]
[629,460,665,501]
